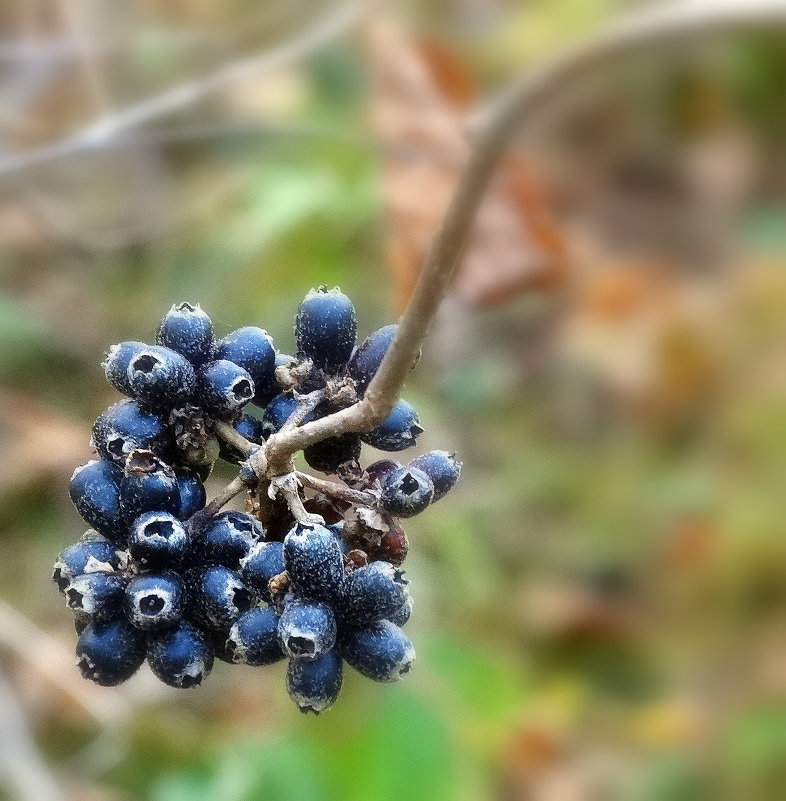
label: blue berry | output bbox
[409,450,461,501]
[340,620,415,682]
[277,597,336,661]
[361,400,422,452]
[327,522,351,556]
[303,433,361,474]
[128,512,188,567]
[147,621,214,688]
[283,523,345,603]
[215,327,276,405]
[191,566,255,630]
[218,414,266,464]
[227,606,284,666]
[198,359,255,418]
[295,286,357,374]
[287,649,343,714]
[348,324,397,395]
[92,400,171,465]
[156,302,214,366]
[378,466,434,518]
[124,572,185,631]
[53,532,125,592]
[65,572,126,618]
[76,618,146,686]
[240,541,285,602]
[102,341,146,396]
[120,450,181,521]
[387,596,413,627]
[176,471,206,518]
[195,511,264,568]
[125,345,196,409]
[69,460,126,540]
[338,561,409,627]
[261,393,299,437]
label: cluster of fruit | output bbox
[54,288,460,712]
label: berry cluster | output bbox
[55,287,460,712]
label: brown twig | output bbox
[212,419,255,459]
[295,471,376,507]
[268,473,324,525]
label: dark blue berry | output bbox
[261,393,299,437]
[218,414,266,464]
[120,450,181,522]
[198,359,255,418]
[124,572,185,631]
[128,512,188,567]
[227,606,284,666]
[53,532,125,592]
[277,597,336,661]
[147,621,214,688]
[194,511,264,568]
[338,561,409,627]
[348,324,397,395]
[361,400,422,452]
[176,471,206,518]
[92,400,171,465]
[303,433,361,474]
[156,302,214,367]
[69,460,126,540]
[327,522,350,556]
[76,618,146,686]
[378,466,434,518]
[191,566,255,630]
[125,345,196,409]
[102,341,146,396]
[409,450,461,501]
[295,287,357,374]
[387,596,413,627]
[340,620,415,682]
[240,541,285,602]
[65,572,126,618]
[215,327,276,405]
[287,649,343,714]
[283,523,345,603]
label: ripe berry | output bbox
[240,541,285,602]
[120,450,181,521]
[340,620,415,682]
[102,341,146,396]
[409,450,461,501]
[348,324,397,395]
[195,511,264,568]
[338,561,409,627]
[176,471,206,518]
[147,621,214,689]
[69,460,126,540]
[156,302,214,367]
[65,572,126,618]
[191,565,255,630]
[227,606,284,666]
[215,327,276,404]
[53,532,124,592]
[92,400,171,465]
[361,400,422,452]
[287,649,343,714]
[76,618,146,686]
[261,393,299,437]
[303,433,361,474]
[387,596,413,627]
[124,572,185,631]
[277,597,337,661]
[283,523,345,603]
[198,359,255,418]
[125,345,196,409]
[378,466,434,518]
[128,512,188,567]
[218,414,266,464]
[295,287,357,374]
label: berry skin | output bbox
[147,621,214,689]
[409,450,461,502]
[240,541,285,602]
[277,597,337,661]
[362,459,402,489]
[287,649,343,714]
[218,414,266,464]
[340,620,415,683]
[176,471,206,518]
[361,399,423,452]
[303,433,361,474]
[156,302,214,367]
[327,522,351,556]
[194,511,264,568]
[198,359,255,418]
[125,345,196,409]
[387,596,413,627]
[92,400,171,465]
[123,572,185,631]
[215,327,276,405]
[283,523,345,603]
[261,393,299,437]
[120,450,181,522]
[53,532,124,592]
[102,341,146,396]
[378,466,434,518]
[65,572,126,618]
[76,618,146,686]
[69,460,126,540]
[227,606,284,666]
[348,324,397,395]
[377,520,409,566]
[128,512,188,568]
[338,561,409,627]
[295,286,357,374]
[191,566,255,630]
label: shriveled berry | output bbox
[338,561,409,627]
[191,566,255,630]
[128,512,188,567]
[126,345,196,409]
[377,521,409,566]
[277,597,336,661]
[147,621,214,688]
[92,400,171,465]
[361,399,422,452]
[156,302,214,366]
[120,450,180,521]
[303,433,361,474]
[283,523,344,603]
[227,606,284,666]
[362,459,402,489]
[340,620,415,683]
[287,649,343,714]
[198,359,255,418]
[176,471,206,518]
[409,450,461,501]
[53,532,124,592]
[295,286,357,374]
[348,324,397,395]
[215,327,276,405]
[102,341,146,396]
[194,511,264,568]
[69,460,126,540]
[124,572,185,631]
[65,572,126,618]
[76,618,146,686]
[378,466,434,518]
[240,541,285,602]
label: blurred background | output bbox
[2,1,786,799]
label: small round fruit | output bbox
[76,618,146,686]
[123,572,185,631]
[227,606,284,666]
[156,302,214,366]
[147,621,214,689]
[294,286,357,374]
[277,597,337,661]
[378,466,434,518]
[287,649,343,714]
[409,450,461,501]
[339,620,415,683]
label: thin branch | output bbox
[268,473,324,525]
[280,389,326,433]
[199,475,249,519]
[295,470,376,507]
[213,420,255,459]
